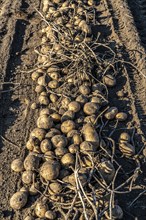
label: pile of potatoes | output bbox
[9,0,135,219]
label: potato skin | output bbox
[40,160,60,180]
[10,191,28,210]
[82,123,99,144]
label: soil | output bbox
[0,0,146,219]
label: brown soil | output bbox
[0,0,146,219]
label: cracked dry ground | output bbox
[0,0,146,219]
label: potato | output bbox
[35,85,45,94]
[91,96,102,104]
[47,65,60,73]
[103,74,116,87]
[10,191,28,210]
[68,101,81,113]
[35,201,48,218]
[92,83,104,92]
[61,110,75,122]
[55,147,68,157]
[45,210,56,219]
[105,205,123,219]
[24,216,34,220]
[24,153,40,171]
[83,102,99,115]
[76,94,88,105]
[79,84,90,95]
[79,20,91,34]
[49,71,60,80]
[119,132,130,143]
[39,108,52,116]
[44,151,55,161]
[26,137,40,151]
[116,112,128,121]
[38,94,49,105]
[48,80,59,89]
[31,102,38,110]
[40,139,52,153]
[50,94,58,103]
[51,135,67,148]
[61,120,75,134]
[80,141,97,153]
[61,153,75,166]
[50,113,61,122]
[119,142,135,157]
[99,160,115,183]
[37,114,53,130]
[22,170,34,185]
[11,158,24,172]
[68,144,79,154]
[30,128,46,141]
[49,182,62,194]
[67,130,79,138]
[84,115,96,124]
[45,128,61,138]
[82,123,99,144]
[61,97,71,109]
[29,182,40,196]
[31,71,43,81]
[68,173,87,187]
[72,134,83,145]
[40,160,60,180]
[37,75,49,86]
[104,107,118,120]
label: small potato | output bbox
[80,141,97,153]
[104,107,118,120]
[103,74,116,87]
[40,139,52,153]
[91,96,102,104]
[61,153,75,166]
[83,102,99,115]
[45,128,61,138]
[92,83,104,92]
[40,160,60,180]
[31,71,43,81]
[47,65,60,73]
[26,137,40,152]
[68,101,81,113]
[49,182,62,194]
[50,94,58,103]
[38,95,49,105]
[119,132,130,143]
[76,94,88,105]
[61,110,75,122]
[99,160,115,183]
[31,102,38,110]
[37,114,53,130]
[67,130,79,138]
[44,151,55,161]
[24,216,34,220]
[30,128,46,141]
[68,144,79,154]
[39,108,52,116]
[79,84,90,95]
[72,134,83,145]
[48,80,59,89]
[61,97,71,109]
[29,182,40,196]
[49,72,60,80]
[84,115,96,124]
[82,123,99,144]
[116,112,128,121]
[61,120,75,134]
[55,147,68,157]
[24,153,40,171]
[35,85,45,94]
[10,191,28,210]
[35,201,48,218]
[51,135,67,148]
[22,170,34,185]
[68,173,87,187]
[119,142,135,157]
[50,113,61,122]
[11,158,24,172]
[37,75,49,86]
[45,210,56,219]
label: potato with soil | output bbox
[116,112,128,121]
[61,153,75,166]
[49,182,62,195]
[76,94,88,105]
[104,107,118,120]
[22,170,34,185]
[10,191,28,210]
[98,160,115,183]
[119,132,131,143]
[61,110,75,122]
[45,210,56,219]
[35,201,48,218]
[11,158,24,172]
[40,160,60,180]
[45,128,61,138]
[82,123,99,144]
[30,128,46,141]
[55,147,68,157]
[61,120,76,134]
[79,84,91,95]
[51,135,67,148]
[24,153,40,171]
[40,138,52,153]
[37,114,53,130]
[83,102,99,115]
[119,142,135,157]
[68,101,81,113]
[103,74,116,87]
[80,141,98,153]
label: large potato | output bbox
[82,123,99,144]
[40,160,60,180]
[10,191,28,210]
